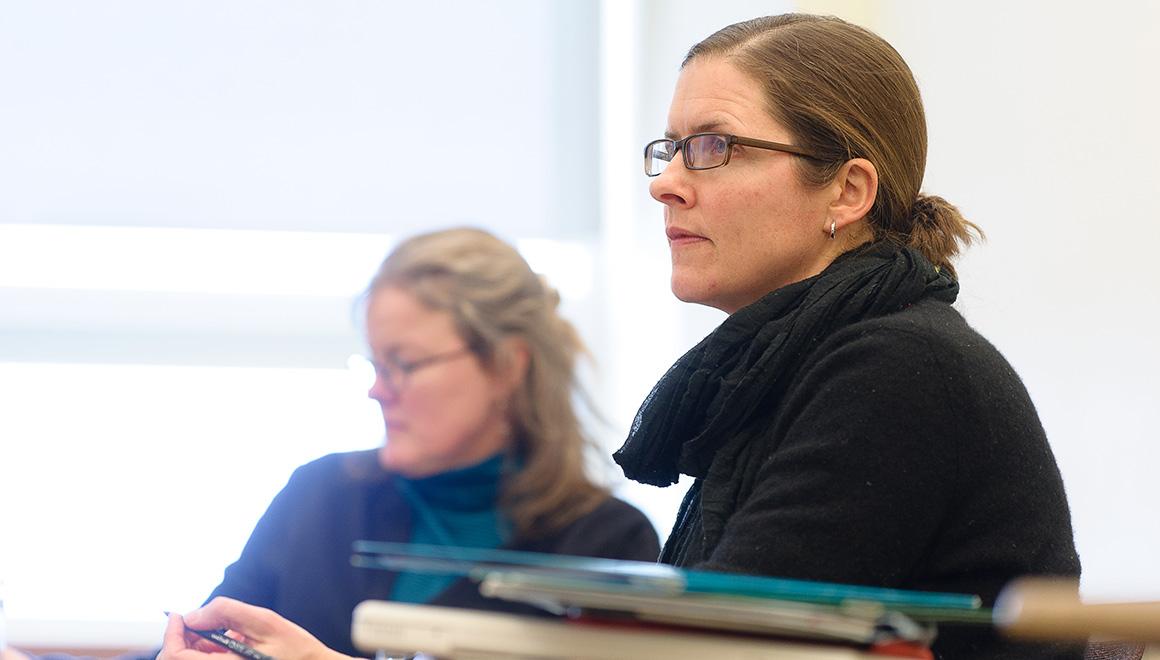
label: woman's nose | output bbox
[367,375,399,404]
[649,160,692,207]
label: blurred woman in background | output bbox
[189,227,659,655]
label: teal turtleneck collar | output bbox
[398,452,508,514]
[390,452,512,603]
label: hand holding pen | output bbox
[162,613,274,660]
[160,597,355,660]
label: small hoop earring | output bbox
[829,220,837,240]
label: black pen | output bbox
[164,611,278,660]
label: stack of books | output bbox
[349,541,991,659]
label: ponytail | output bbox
[901,194,984,279]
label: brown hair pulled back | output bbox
[685,14,981,276]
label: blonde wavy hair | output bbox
[365,227,607,540]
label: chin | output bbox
[377,445,395,469]
[378,445,411,473]
[670,273,697,301]
[380,446,443,478]
[670,276,715,308]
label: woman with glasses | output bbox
[170,227,659,657]
[161,13,1078,660]
[618,14,1080,660]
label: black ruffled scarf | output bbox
[613,241,959,487]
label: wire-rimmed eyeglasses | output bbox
[643,132,821,177]
[368,346,474,393]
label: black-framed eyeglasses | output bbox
[643,132,821,177]
[368,346,474,393]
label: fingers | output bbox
[163,609,241,656]
[183,596,280,640]
[161,612,190,654]
[175,597,349,660]
[162,612,224,658]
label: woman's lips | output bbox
[666,227,708,246]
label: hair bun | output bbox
[910,194,942,226]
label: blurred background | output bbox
[1,0,1157,648]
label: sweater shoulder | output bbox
[588,495,655,527]
[834,298,990,356]
[281,449,388,496]
[523,495,661,562]
[562,495,658,540]
[780,296,1049,473]
[820,298,1025,391]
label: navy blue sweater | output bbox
[208,450,660,656]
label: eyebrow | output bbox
[370,345,405,361]
[663,120,729,140]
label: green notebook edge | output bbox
[350,540,984,613]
